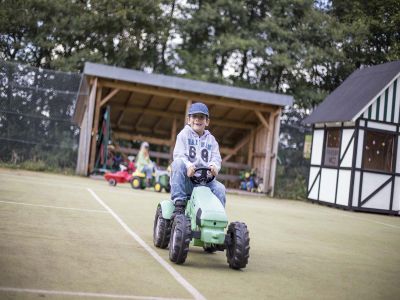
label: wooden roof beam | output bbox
[99,80,277,113]
[117,92,135,127]
[255,111,269,129]
[113,131,173,147]
[112,104,256,129]
[100,88,120,107]
[222,135,251,162]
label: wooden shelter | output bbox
[73,62,293,195]
[304,61,400,214]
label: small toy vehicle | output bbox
[104,164,133,186]
[131,167,170,192]
[153,167,250,269]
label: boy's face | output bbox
[187,113,209,135]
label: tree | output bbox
[0,0,173,72]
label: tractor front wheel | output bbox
[226,222,250,269]
[153,206,171,248]
[108,178,117,186]
[154,182,162,192]
[169,214,191,264]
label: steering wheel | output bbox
[190,167,215,185]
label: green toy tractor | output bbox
[153,167,250,269]
[131,168,170,192]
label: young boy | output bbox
[171,102,226,214]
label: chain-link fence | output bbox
[274,107,311,200]
[0,60,310,199]
[0,60,82,173]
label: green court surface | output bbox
[0,168,399,300]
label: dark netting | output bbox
[0,60,82,172]
[274,107,311,200]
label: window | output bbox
[363,130,395,173]
[324,128,341,167]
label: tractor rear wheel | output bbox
[153,206,171,248]
[226,222,250,269]
[169,214,191,264]
[131,177,141,189]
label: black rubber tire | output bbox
[108,178,117,186]
[153,207,171,248]
[226,222,250,269]
[169,214,191,264]
[131,177,141,189]
[165,184,171,193]
[203,245,218,253]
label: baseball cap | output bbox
[188,102,209,117]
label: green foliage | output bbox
[1,0,400,199]
[275,164,308,200]
[0,160,75,175]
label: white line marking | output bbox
[0,200,108,214]
[0,287,190,300]
[87,188,206,300]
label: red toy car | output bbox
[104,161,136,186]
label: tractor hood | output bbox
[190,186,228,226]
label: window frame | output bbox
[362,129,395,173]
[323,128,341,167]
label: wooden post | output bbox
[262,113,274,194]
[184,99,192,127]
[269,108,282,197]
[76,105,89,175]
[83,77,98,175]
[88,86,102,173]
[247,129,255,166]
[169,118,177,158]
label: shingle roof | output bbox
[83,62,293,107]
[303,61,400,124]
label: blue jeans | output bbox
[141,165,153,179]
[170,159,226,206]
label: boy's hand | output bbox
[209,165,218,176]
[187,165,196,177]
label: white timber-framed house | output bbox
[304,61,400,215]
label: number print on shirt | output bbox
[201,149,209,162]
[188,145,209,162]
[189,146,196,159]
